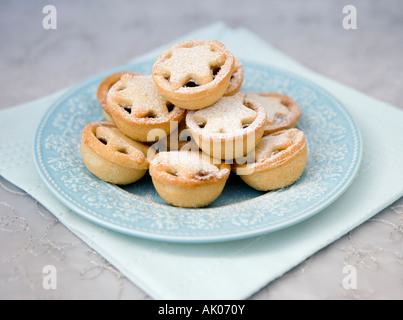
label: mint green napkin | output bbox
[1,23,403,300]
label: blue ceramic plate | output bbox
[33,60,362,243]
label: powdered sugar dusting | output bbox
[158,45,224,90]
[247,93,290,124]
[110,74,169,118]
[193,93,257,134]
[152,151,221,180]
[95,126,147,162]
[255,131,294,161]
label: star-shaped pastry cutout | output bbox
[255,133,293,161]
[193,93,258,134]
[247,93,290,124]
[156,45,225,90]
[95,126,147,160]
[155,151,219,180]
[114,75,169,118]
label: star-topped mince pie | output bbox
[152,40,235,110]
[149,151,231,208]
[246,92,301,135]
[81,122,151,185]
[97,71,140,123]
[186,92,267,160]
[233,128,308,191]
[106,74,186,142]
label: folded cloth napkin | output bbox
[1,23,403,300]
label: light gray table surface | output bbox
[1,0,402,300]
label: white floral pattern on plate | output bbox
[33,60,362,243]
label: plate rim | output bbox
[33,59,363,243]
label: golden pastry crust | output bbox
[186,92,267,160]
[246,92,301,135]
[107,74,186,142]
[224,58,244,96]
[81,122,150,185]
[152,39,235,110]
[233,128,307,191]
[149,151,231,208]
[97,71,140,122]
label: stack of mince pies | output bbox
[81,39,308,208]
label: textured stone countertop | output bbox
[0,0,402,299]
